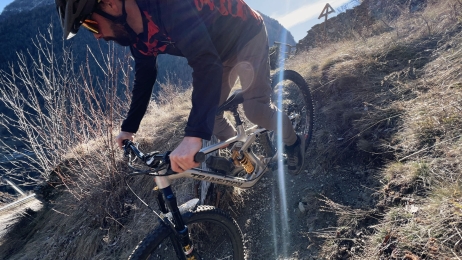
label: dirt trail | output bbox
[233,163,377,259]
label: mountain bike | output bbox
[125,69,313,260]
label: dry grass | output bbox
[315,196,379,259]
[283,0,462,258]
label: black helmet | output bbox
[55,0,100,39]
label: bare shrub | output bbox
[0,26,132,196]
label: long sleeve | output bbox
[158,0,223,140]
[120,47,158,133]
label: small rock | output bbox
[407,205,419,213]
[298,202,306,213]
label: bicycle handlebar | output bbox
[122,140,205,174]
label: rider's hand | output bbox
[170,137,202,172]
[116,131,136,149]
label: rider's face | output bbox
[90,3,136,46]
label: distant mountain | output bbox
[259,12,296,47]
[0,0,53,21]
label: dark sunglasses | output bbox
[82,19,99,34]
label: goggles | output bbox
[82,19,99,34]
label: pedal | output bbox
[205,156,235,175]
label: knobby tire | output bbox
[270,69,314,152]
[129,205,244,260]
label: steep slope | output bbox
[297,0,428,51]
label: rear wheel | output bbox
[129,206,244,260]
[265,69,314,154]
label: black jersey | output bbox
[121,0,263,140]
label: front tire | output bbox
[129,205,244,260]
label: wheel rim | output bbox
[273,79,311,139]
[143,219,239,260]
[271,76,313,152]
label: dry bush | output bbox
[0,33,139,258]
[0,27,133,196]
[0,26,138,259]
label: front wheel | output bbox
[129,205,244,260]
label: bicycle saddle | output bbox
[216,89,244,114]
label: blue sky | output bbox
[0,0,358,41]
[0,0,10,14]
[248,0,357,41]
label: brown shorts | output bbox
[213,25,297,146]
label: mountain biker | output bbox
[55,0,306,174]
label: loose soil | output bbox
[219,160,379,259]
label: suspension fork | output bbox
[159,184,199,259]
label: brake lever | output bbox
[145,151,161,167]
[123,144,132,158]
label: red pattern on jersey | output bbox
[194,0,262,22]
[134,11,170,56]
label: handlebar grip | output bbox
[194,152,206,163]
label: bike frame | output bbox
[153,124,276,191]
